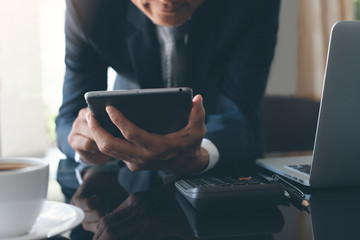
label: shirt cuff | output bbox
[74,151,81,163]
[75,162,90,185]
[199,138,219,174]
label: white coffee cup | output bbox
[0,158,49,238]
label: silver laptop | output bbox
[256,21,360,188]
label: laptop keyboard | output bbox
[286,164,311,175]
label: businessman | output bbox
[56,0,280,238]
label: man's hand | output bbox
[86,95,209,175]
[70,167,128,233]
[68,108,111,165]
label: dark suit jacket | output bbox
[56,0,280,193]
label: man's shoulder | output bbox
[68,0,127,7]
[66,0,128,20]
[66,0,129,31]
[194,0,280,29]
[199,0,280,18]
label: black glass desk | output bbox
[65,171,360,240]
[275,187,360,240]
[179,186,360,240]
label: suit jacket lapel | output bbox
[126,3,163,88]
[83,0,216,90]
[125,1,217,90]
[81,0,163,89]
[84,0,125,66]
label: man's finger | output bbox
[106,106,155,147]
[94,217,139,240]
[82,221,99,233]
[71,108,94,138]
[86,111,140,158]
[187,94,206,130]
[69,134,99,154]
[83,208,105,222]
[71,194,102,211]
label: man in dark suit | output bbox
[56,0,280,238]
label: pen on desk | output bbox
[271,174,309,208]
[284,188,310,208]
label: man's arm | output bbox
[56,0,108,159]
[204,0,281,173]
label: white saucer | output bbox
[2,201,85,240]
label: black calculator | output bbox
[175,176,284,211]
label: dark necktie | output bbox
[158,25,188,87]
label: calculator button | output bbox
[179,176,265,189]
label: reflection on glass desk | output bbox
[176,186,360,240]
[275,187,360,240]
[65,166,360,240]
[176,192,284,239]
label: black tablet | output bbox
[84,87,193,138]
